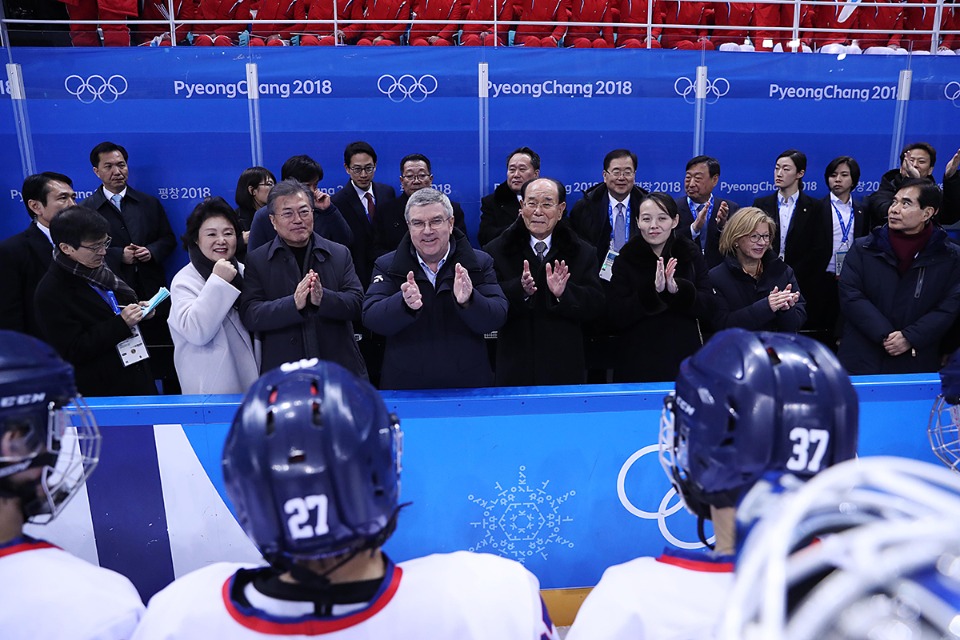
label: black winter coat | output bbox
[478,182,522,248]
[708,252,807,333]
[485,219,604,386]
[240,233,367,378]
[34,264,156,397]
[607,234,710,382]
[838,224,960,374]
[362,229,507,390]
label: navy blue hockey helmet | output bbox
[223,359,402,565]
[660,329,859,521]
[0,330,100,522]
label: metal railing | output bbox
[0,0,956,54]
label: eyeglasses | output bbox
[274,209,313,221]
[408,216,451,231]
[79,236,111,252]
[402,173,431,182]
[522,200,558,212]
[746,233,771,244]
[605,168,635,179]
[349,164,376,175]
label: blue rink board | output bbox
[54,375,943,600]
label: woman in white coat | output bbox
[168,197,259,394]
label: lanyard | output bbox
[831,201,854,246]
[608,201,631,243]
[686,196,714,224]
[90,285,121,314]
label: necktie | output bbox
[364,192,375,221]
[534,241,547,263]
[698,203,708,252]
[613,203,626,251]
[111,193,122,212]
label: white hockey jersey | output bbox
[0,536,145,640]
[567,548,734,640]
[131,551,559,639]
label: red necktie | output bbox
[365,192,376,221]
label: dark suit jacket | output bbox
[802,194,869,336]
[569,182,650,269]
[675,195,740,269]
[478,182,522,248]
[0,222,54,338]
[34,263,156,397]
[330,181,397,290]
[372,191,469,259]
[81,185,176,300]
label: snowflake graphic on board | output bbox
[468,465,575,563]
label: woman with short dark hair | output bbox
[607,192,712,382]
[168,197,259,394]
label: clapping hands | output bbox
[767,284,800,312]
[654,257,679,294]
[294,270,322,310]
[521,260,537,297]
[545,260,570,297]
[401,271,423,310]
[453,263,473,305]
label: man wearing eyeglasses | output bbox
[485,178,604,386]
[570,149,649,272]
[35,206,157,396]
[240,180,367,378]
[331,141,397,290]
[838,179,960,375]
[569,149,649,381]
[372,153,468,257]
[363,188,507,390]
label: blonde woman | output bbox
[708,207,806,332]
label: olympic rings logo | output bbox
[377,74,438,103]
[945,81,960,108]
[617,444,715,550]
[64,74,128,104]
[674,76,730,105]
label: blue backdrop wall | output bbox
[0,47,957,275]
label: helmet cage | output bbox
[0,396,100,522]
[721,457,960,640]
[928,395,960,472]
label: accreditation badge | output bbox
[599,249,619,282]
[835,250,848,277]
[117,325,150,367]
